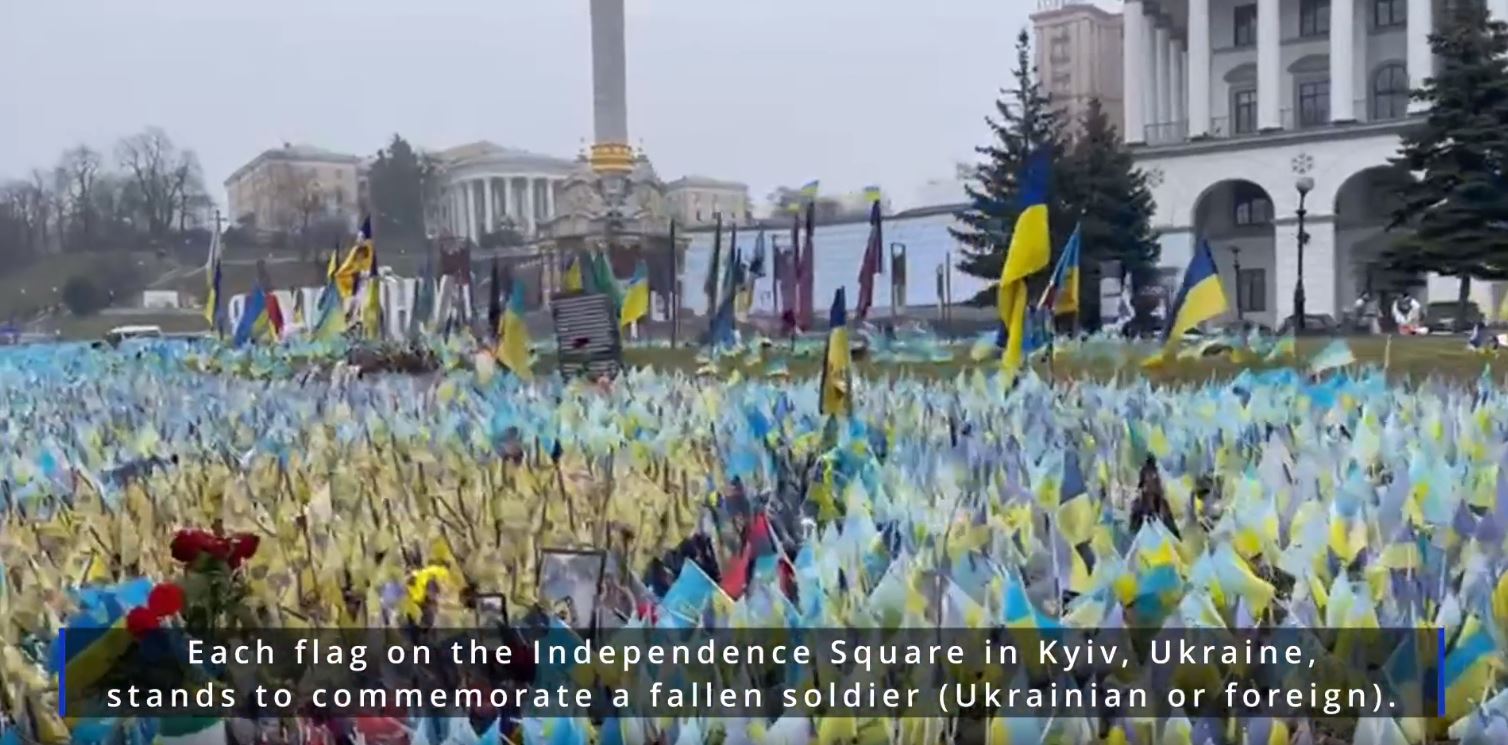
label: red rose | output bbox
[171,529,230,563]
[125,607,160,639]
[228,534,260,568]
[147,582,185,617]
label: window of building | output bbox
[1297,79,1331,126]
[1233,185,1273,226]
[1374,0,1405,27]
[1232,88,1258,133]
[1233,5,1258,47]
[1372,63,1410,119]
[1238,268,1268,312]
[1299,0,1331,36]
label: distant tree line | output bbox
[0,127,213,264]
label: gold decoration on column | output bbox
[590,142,635,173]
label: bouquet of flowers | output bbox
[168,525,261,635]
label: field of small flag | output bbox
[3,326,1508,743]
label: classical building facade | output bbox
[1124,0,1508,328]
[224,144,362,232]
[1032,1,1126,135]
[665,176,752,227]
[429,141,578,243]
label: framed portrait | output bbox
[536,548,607,631]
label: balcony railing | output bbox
[1144,121,1189,146]
[1142,99,1411,147]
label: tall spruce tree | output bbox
[369,135,430,248]
[952,30,1079,305]
[1384,0,1508,320]
[1068,98,1161,327]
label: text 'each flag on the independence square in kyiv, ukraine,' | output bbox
[335,217,374,300]
[620,260,650,329]
[1039,221,1082,318]
[998,147,1053,374]
[495,277,532,381]
[1152,239,1228,363]
[820,287,852,417]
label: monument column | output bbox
[545,179,556,218]
[589,0,634,172]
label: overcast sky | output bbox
[0,0,1051,209]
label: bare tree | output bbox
[263,162,327,255]
[115,127,204,240]
[58,145,102,250]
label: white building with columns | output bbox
[1123,0,1508,329]
[430,141,577,243]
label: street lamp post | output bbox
[1231,246,1243,322]
[1294,176,1314,335]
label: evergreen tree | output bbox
[369,135,431,247]
[1384,0,1508,320]
[1068,98,1161,327]
[951,30,1079,305]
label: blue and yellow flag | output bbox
[1039,222,1081,317]
[1159,240,1228,356]
[312,283,346,342]
[800,180,820,199]
[562,255,584,293]
[620,260,650,328]
[203,227,223,333]
[233,286,271,347]
[819,287,851,416]
[496,277,532,381]
[334,217,374,300]
[999,148,1053,374]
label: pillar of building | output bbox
[1406,0,1432,113]
[544,179,556,218]
[525,178,538,236]
[1143,19,1158,134]
[1123,0,1148,144]
[464,180,477,242]
[501,178,513,226]
[1257,0,1282,130]
[1330,0,1356,122]
[453,187,465,237]
[484,178,495,235]
[1171,40,1186,130]
[1154,25,1172,129]
[1187,0,1210,137]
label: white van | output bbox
[105,325,164,346]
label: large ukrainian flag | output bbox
[334,217,374,300]
[998,149,1053,374]
[1039,222,1081,317]
[620,260,650,328]
[1159,240,1229,357]
[495,277,533,382]
[819,287,852,416]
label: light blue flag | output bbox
[659,560,719,626]
[1309,339,1355,375]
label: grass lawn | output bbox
[0,252,185,320]
[619,335,1501,386]
[32,312,210,340]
